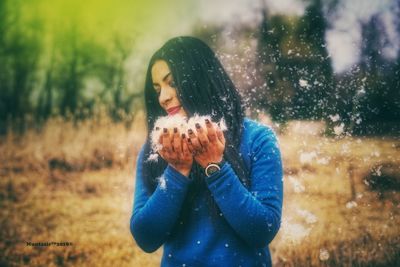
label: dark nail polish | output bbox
[156,127,160,130]
[188,129,193,134]
[173,127,177,133]
[181,133,186,138]
[195,123,201,129]
[163,128,167,133]
[205,119,210,124]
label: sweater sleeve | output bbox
[130,146,193,253]
[205,127,283,248]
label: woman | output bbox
[130,36,283,267]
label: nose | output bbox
[158,86,174,107]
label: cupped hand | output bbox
[157,127,193,177]
[186,119,226,168]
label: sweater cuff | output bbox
[164,165,194,187]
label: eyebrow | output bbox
[153,72,171,87]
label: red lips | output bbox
[167,106,181,115]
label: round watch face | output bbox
[205,164,220,177]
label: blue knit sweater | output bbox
[130,118,283,267]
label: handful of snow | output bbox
[148,114,227,162]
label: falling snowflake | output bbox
[316,157,330,165]
[346,201,358,209]
[281,220,311,242]
[371,151,381,157]
[319,248,330,261]
[147,153,159,162]
[157,175,167,190]
[357,88,366,95]
[288,175,305,193]
[373,165,382,176]
[299,151,317,164]
[299,79,308,87]
[333,123,344,135]
[296,209,318,224]
[329,114,340,122]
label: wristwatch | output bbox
[204,159,226,177]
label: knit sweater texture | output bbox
[130,118,283,267]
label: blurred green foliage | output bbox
[0,0,187,132]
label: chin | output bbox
[173,110,188,118]
[171,112,187,119]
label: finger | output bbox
[205,119,217,143]
[195,123,209,149]
[187,128,202,152]
[157,127,163,145]
[162,128,172,153]
[172,127,182,154]
[216,127,226,146]
[156,132,164,153]
[157,143,172,162]
[182,133,190,155]
[186,134,195,154]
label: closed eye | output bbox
[169,80,177,88]
[154,87,161,95]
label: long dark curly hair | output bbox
[141,36,250,222]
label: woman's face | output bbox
[151,60,188,117]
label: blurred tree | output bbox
[257,0,334,122]
[256,7,295,122]
[0,0,145,132]
[37,49,55,121]
[292,0,334,120]
[0,0,42,133]
[350,14,399,134]
[57,24,86,118]
[386,0,400,124]
[107,34,141,122]
[50,23,140,122]
[359,15,388,75]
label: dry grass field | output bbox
[1,113,399,267]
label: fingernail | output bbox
[156,127,160,130]
[195,123,201,129]
[163,128,167,133]
[173,127,177,133]
[205,119,210,124]
[188,129,193,134]
[181,133,186,138]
